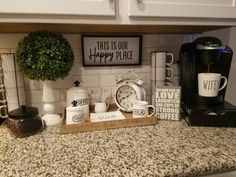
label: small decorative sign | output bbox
[155,86,181,121]
[90,111,126,122]
[81,35,142,66]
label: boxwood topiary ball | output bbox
[16,31,74,81]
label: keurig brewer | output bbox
[179,36,236,127]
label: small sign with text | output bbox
[82,35,142,66]
[155,86,181,121]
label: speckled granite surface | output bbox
[0,120,236,177]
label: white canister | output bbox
[66,104,84,125]
[67,80,89,106]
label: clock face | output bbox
[116,85,139,110]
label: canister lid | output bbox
[67,80,88,93]
[8,105,39,119]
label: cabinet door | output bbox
[0,0,115,16]
[129,0,236,19]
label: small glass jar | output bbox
[7,105,45,138]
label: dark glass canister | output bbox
[7,105,45,138]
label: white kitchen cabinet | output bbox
[0,0,115,16]
[1,0,236,27]
[129,0,236,19]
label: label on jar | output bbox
[76,99,89,106]
[66,107,84,125]
[72,114,84,122]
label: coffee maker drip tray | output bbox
[182,101,236,127]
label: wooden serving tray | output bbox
[60,104,158,134]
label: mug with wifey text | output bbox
[198,73,227,97]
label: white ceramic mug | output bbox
[132,101,155,118]
[94,102,109,113]
[152,51,174,67]
[152,66,173,81]
[198,73,227,97]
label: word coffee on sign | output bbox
[82,36,141,66]
[155,86,181,121]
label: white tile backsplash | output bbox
[0,34,25,48]
[0,33,195,114]
[72,48,82,63]
[0,48,11,53]
[142,35,159,47]
[53,77,74,89]
[158,34,184,47]
[99,74,116,87]
[84,66,111,75]
[69,62,85,76]
[62,34,81,48]
[134,64,151,73]
[79,75,99,87]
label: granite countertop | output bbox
[0,120,236,177]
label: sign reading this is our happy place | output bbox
[81,35,142,66]
[155,86,181,121]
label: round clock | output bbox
[114,78,146,112]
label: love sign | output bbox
[155,86,181,121]
[81,35,142,66]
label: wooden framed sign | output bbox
[81,35,142,66]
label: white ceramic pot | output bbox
[67,81,89,106]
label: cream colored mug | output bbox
[94,102,109,113]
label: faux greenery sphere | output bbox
[16,31,74,81]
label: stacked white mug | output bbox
[151,51,174,104]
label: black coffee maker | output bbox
[179,36,236,127]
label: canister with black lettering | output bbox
[67,80,89,107]
[66,101,84,125]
